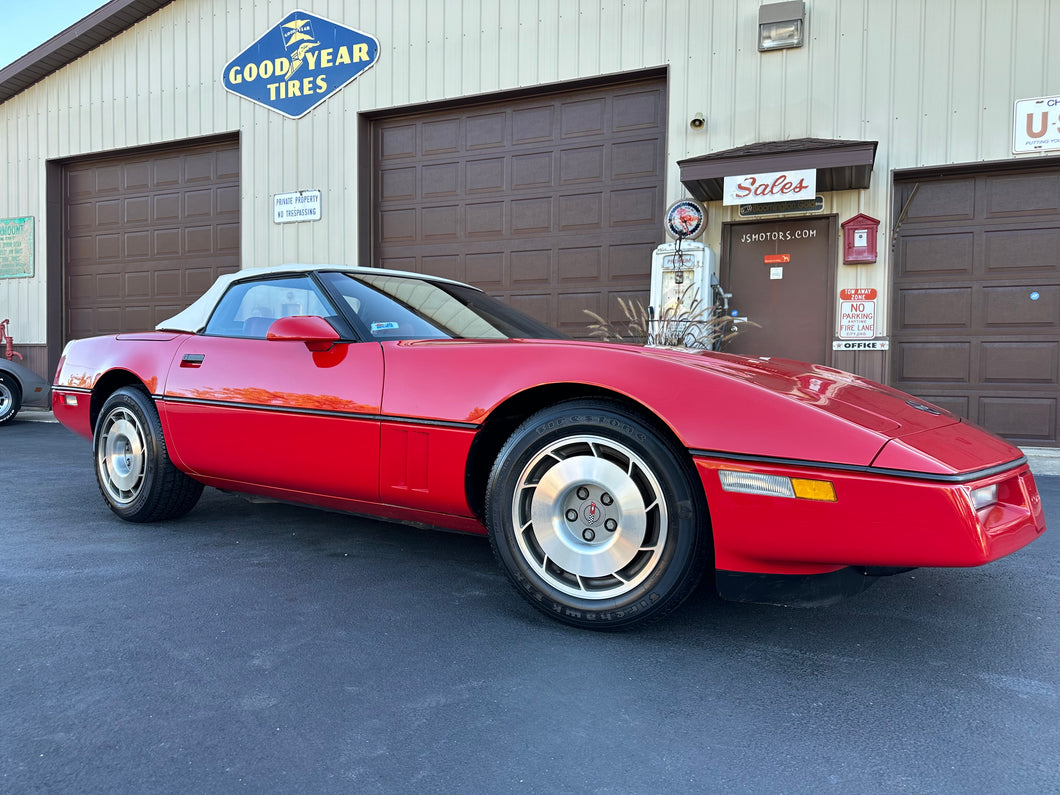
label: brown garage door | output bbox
[891,167,1060,446]
[64,138,240,340]
[372,77,666,338]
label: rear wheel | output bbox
[0,373,22,426]
[486,400,710,629]
[94,386,203,522]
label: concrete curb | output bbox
[15,407,1060,477]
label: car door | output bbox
[158,274,383,503]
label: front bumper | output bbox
[695,455,1046,577]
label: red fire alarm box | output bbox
[841,213,879,263]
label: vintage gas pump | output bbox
[648,199,719,346]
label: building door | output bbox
[720,216,836,363]
[891,167,1060,446]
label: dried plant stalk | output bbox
[584,284,758,350]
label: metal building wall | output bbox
[1,0,1058,346]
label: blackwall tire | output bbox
[94,386,203,522]
[486,399,710,630]
[0,374,22,426]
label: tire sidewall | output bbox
[0,373,22,425]
[94,387,165,521]
[487,402,705,628]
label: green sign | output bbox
[0,217,33,278]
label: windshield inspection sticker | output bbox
[371,322,399,332]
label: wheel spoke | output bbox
[511,434,668,601]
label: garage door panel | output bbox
[560,145,605,183]
[125,196,149,223]
[984,174,1060,217]
[423,205,460,238]
[381,208,417,242]
[152,229,179,257]
[979,397,1057,443]
[466,114,504,150]
[381,167,416,201]
[380,124,416,159]
[422,254,462,282]
[985,228,1060,271]
[558,246,602,282]
[465,202,504,236]
[467,252,506,286]
[898,286,971,328]
[984,285,1059,327]
[511,197,552,234]
[898,232,974,275]
[561,98,606,138]
[513,106,555,144]
[95,200,121,227]
[904,179,975,223]
[613,90,663,132]
[980,341,1059,384]
[466,158,504,193]
[64,139,240,340]
[512,152,554,189]
[154,271,180,297]
[611,186,658,226]
[374,78,665,340]
[607,241,655,281]
[895,342,971,382]
[125,271,151,299]
[612,139,661,180]
[154,193,181,221]
[509,294,552,325]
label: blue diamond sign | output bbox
[222,10,380,119]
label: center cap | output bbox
[582,501,601,525]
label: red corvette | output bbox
[53,265,1046,628]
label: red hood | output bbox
[649,349,1023,474]
[660,350,957,439]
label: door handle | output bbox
[181,354,205,368]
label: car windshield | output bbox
[319,271,566,341]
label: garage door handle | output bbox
[181,354,205,368]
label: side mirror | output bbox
[266,316,341,352]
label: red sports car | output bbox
[52,265,1047,628]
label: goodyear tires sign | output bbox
[222,10,379,119]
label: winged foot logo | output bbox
[222,10,380,119]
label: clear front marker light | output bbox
[968,483,998,511]
[719,471,796,498]
[719,471,837,501]
[63,394,78,406]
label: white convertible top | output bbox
[155,264,475,333]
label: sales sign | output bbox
[723,168,816,206]
[222,10,380,119]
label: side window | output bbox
[204,276,333,339]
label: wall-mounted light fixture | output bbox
[758,1,805,51]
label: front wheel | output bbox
[94,386,203,522]
[0,373,22,426]
[486,400,710,629]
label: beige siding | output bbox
[2,0,1059,343]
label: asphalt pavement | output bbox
[2,418,1058,793]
